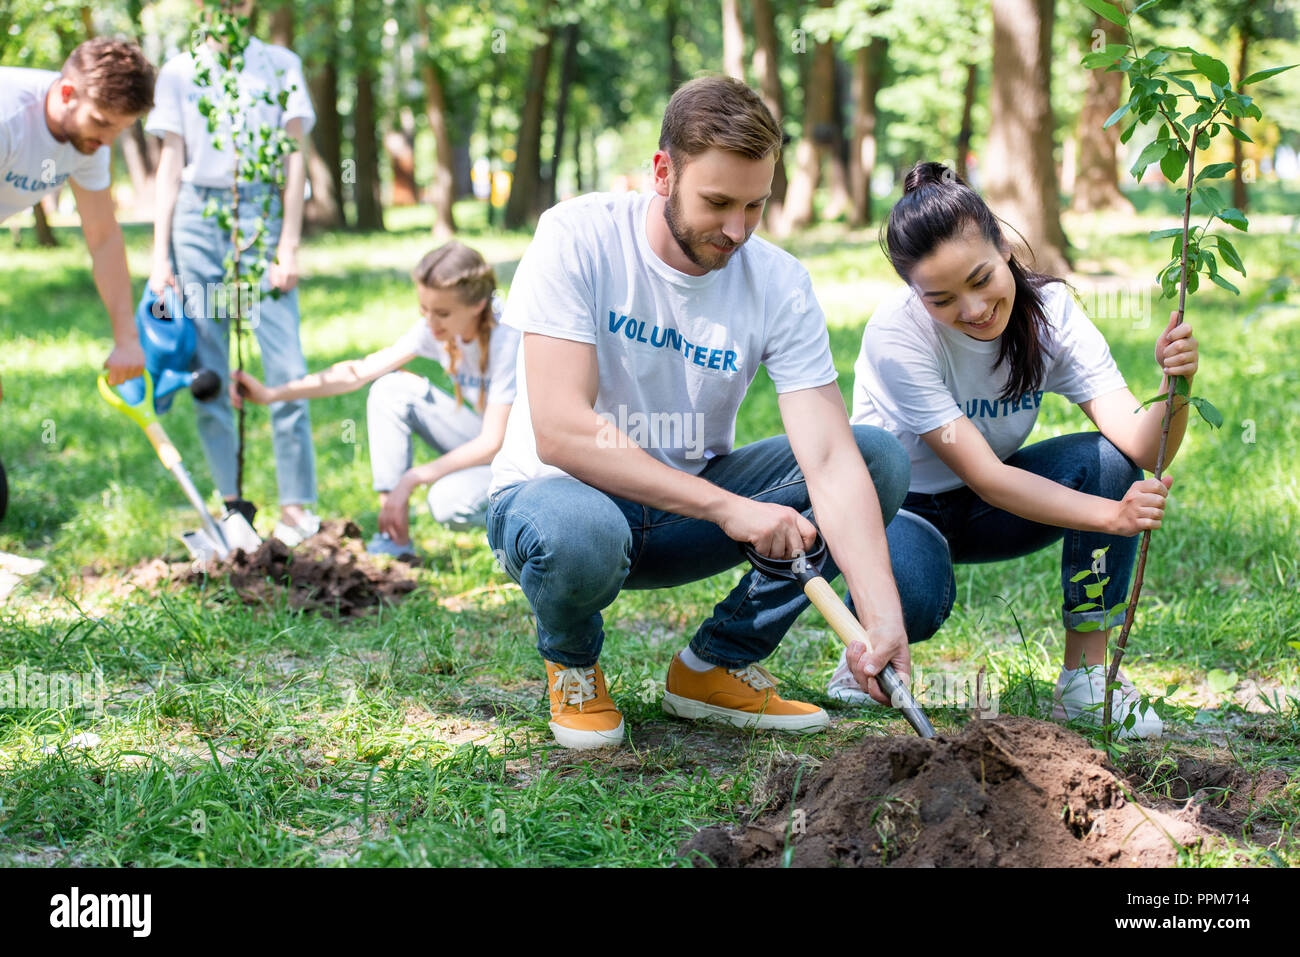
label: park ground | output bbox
[0,192,1297,866]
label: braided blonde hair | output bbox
[412,242,498,414]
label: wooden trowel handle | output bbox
[802,574,936,739]
[804,576,873,651]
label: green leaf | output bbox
[1130,138,1169,181]
[1215,236,1245,275]
[1160,147,1188,183]
[1103,99,1133,129]
[1189,396,1224,428]
[1191,53,1231,87]
[1083,50,1125,69]
[1080,0,1128,26]
[1241,64,1297,86]
[1148,227,1184,241]
[1174,374,1191,397]
[1135,391,1169,412]
[1071,602,1100,612]
[1206,668,1239,694]
[1218,207,1249,231]
[1166,74,1199,96]
[1074,621,1101,633]
[1195,163,1235,183]
[1131,0,1166,15]
[1070,569,1093,583]
[1224,123,1253,143]
[1195,185,1225,213]
[1084,582,1105,599]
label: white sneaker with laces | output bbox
[1051,664,1163,738]
[826,648,884,707]
[272,510,321,547]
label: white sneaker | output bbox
[826,647,885,707]
[366,532,417,560]
[273,510,321,547]
[1051,665,1163,739]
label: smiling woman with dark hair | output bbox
[829,161,1201,739]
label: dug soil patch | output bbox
[91,520,417,617]
[681,717,1223,867]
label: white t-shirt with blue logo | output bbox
[851,282,1128,494]
[393,300,521,414]
[145,38,315,187]
[489,189,838,495]
[0,68,111,222]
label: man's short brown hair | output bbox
[658,76,783,167]
[62,38,156,116]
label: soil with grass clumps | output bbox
[681,717,1228,868]
[91,519,417,617]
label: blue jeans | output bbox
[881,431,1143,644]
[486,425,910,668]
[171,182,317,505]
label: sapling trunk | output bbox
[232,149,245,499]
[1103,136,1196,742]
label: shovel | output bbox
[99,370,261,562]
[744,532,936,739]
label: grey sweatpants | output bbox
[366,371,491,530]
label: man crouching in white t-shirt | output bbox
[0,39,154,386]
[486,77,913,750]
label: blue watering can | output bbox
[116,283,221,414]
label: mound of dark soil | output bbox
[681,717,1216,868]
[90,520,417,617]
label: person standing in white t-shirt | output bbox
[831,162,1201,739]
[0,39,154,385]
[486,77,912,750]
[231,242,521,558]
[145,4,319,546]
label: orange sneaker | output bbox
[662,653,829,733]
[544,659,625,749]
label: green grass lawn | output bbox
[1,194,1297,866]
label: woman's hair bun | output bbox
[902,161,963,195]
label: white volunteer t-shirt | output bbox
[851,282,1129,494]
[0,68,111,222]
[489,189,838,495]
[392,298,521,412]
[145,38,314,187]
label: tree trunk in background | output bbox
[666,0,682,95]
[269,2,294,46]
[454,109,475,199]
[986,0,1071,275]
[784,0,838,231]
[1233,10,1253,212]
[416,1,457,237]
[722,0,745,80]
[823,55,852,220]
[848,37,886,227]
[956,61,977,181]
[546,22,580,210]
[505,14,555,229]
[353,65,384,231]
[306,54,345,229]
[573,104,586,193]
[484,50,503,227]
[386,116,419,207]
[120,122,156,209]
[32,201,57,247]
[120,0,157,207]
[1071,15,1132,212]
[751,0,788,232]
